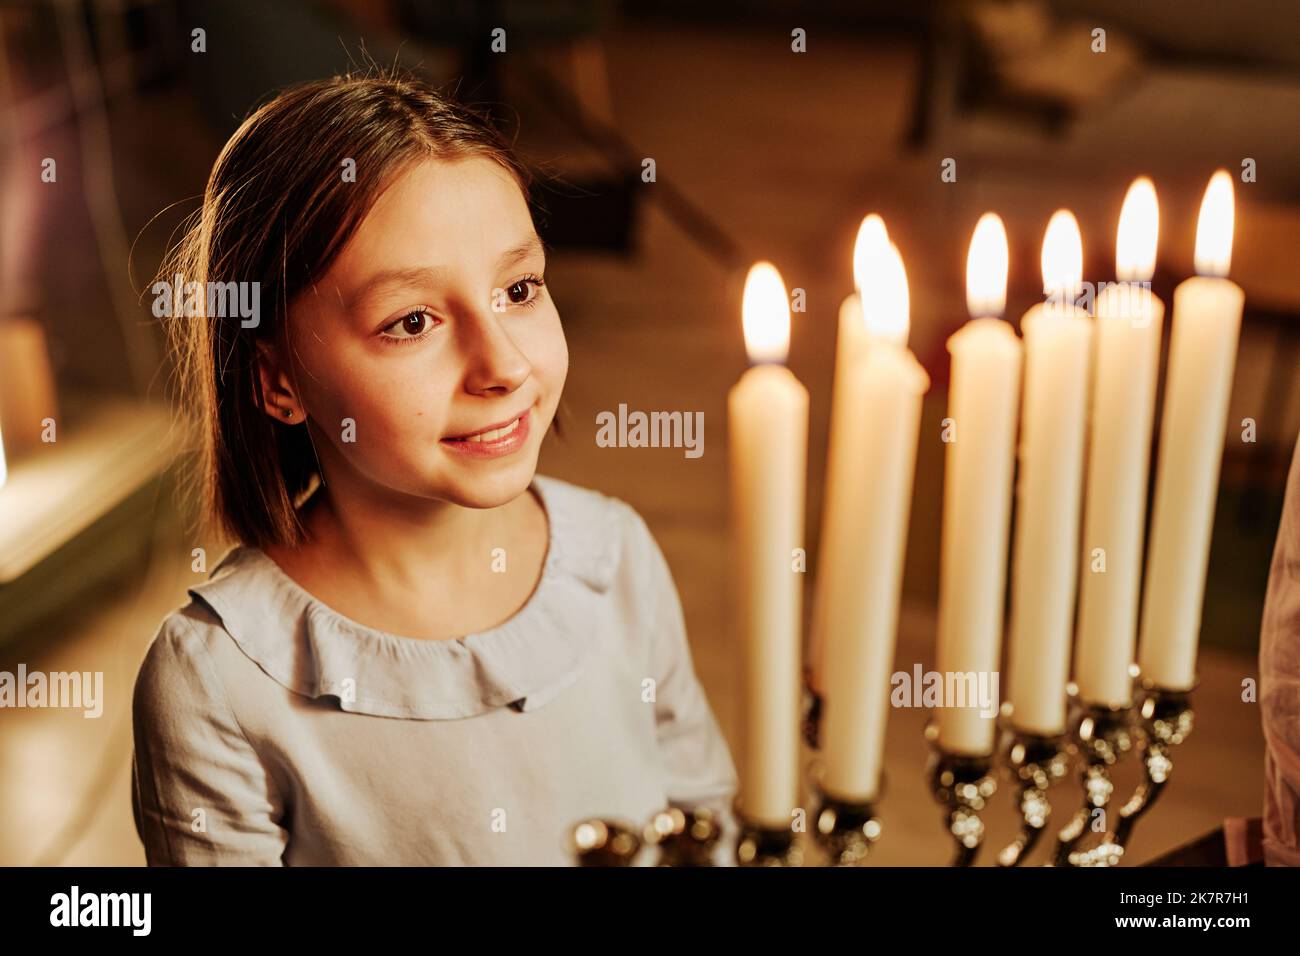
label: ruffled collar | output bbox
[188,475,622,720]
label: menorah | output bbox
[798,675,1193,868]
[569,172,1232,869]
[569,671,1193,867]
[569,807,728,867]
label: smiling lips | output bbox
[440,407,532,459]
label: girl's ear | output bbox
[254,340,304,425]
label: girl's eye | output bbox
[380,308,438,344]
[504,274,545,308]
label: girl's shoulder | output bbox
[134,539,326,734]
[531,475,686,642]
[132,574,267,734]
[531,473,667,593]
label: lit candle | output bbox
[730,262,809,827]
[820,240,930,802]
[1139,170,1244,691]
[1006,211,1094,737]
[935,214,1022,755]
[810,214,890,697]
[1075,178,1164,707]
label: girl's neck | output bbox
[262,474,548,640]
[326,480,533,579]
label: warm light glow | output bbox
[966,213,1009,318]
[852,213,890,299]
[0,426,6,492]
[742,260,791,365]
[1194,169,1234,278]
[1116,177,1159,282]
[1041,209,1083,303]
[860,242,910,346]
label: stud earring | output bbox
[282,407,294,419]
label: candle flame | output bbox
[1041,209,1083,303]
[860,242,910,346]
[741,261,791,365]
[1116,177,1158,282]
[966,213,1008,318]
[852,214,890,298]
[1194,169,1234,278]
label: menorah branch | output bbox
[1053,702,1135,867]
[926,741,997,867]
[996,730,1070,867]
[1110,683,1195,853]
[734,798,805,866]
[813,787,882,866]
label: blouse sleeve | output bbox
[1260,427,1300,866]
[631,508,741,865]
[131,611,289,866]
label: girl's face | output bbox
[270,156,567,510]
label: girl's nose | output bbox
[460,307,531,396]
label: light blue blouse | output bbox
[130,474,739,865]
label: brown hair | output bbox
[160,71,534,551]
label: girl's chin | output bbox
[431,458,539,509]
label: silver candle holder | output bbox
[1052,697,1135,866]
[811,784,883,866]
[1062,679,1196,866]
[924,723,998,867]
[734,796,805,866]
[569,806,726,866]
[644,806,725,866]
[1048,674,1196,866]
[568,818,643,866]
[802,671,884,866]
[1112,681,1195,849]
[572,673,1193,866]
[995,727,1071,866]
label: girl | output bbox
[131,72,738,865]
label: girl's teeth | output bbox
[464,417,520,442]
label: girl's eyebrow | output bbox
[498,234,546,269]
[349,266,449,311]
[347,235,546,311]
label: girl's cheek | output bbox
[496,310,565,393]
[534,310,569,385]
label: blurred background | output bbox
[1,0,1296,865]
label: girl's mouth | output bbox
[440,407,532,459]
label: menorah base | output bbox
[997,729,1070,867]
[1054,700,1134,867]
[645,807,724,866]
[569,819,642,866]
[1110,682,1195,853]
[734,798,804,866]
[813,789,882,866]
[925,735,997,867]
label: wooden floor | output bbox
[0,19,1278,866]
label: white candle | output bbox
[1007,211,1094,737]
[730,262,809,828]
[1075,179,1165,707]
[820,241,930,802]
[810,214,890,697]
[1139,170,1244,691]
[936,214,1022,755]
